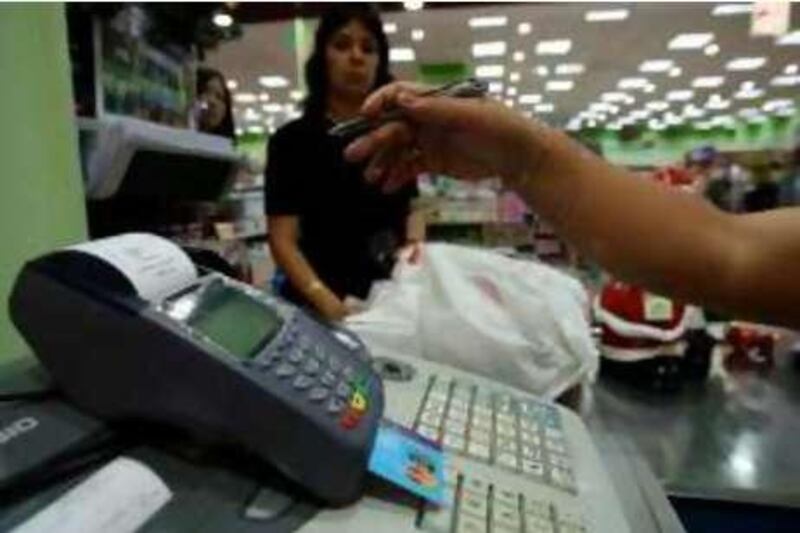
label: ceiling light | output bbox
[546,80,574,92]
[590,102,619,114]
[258,92,270,102]
[259,76,289,88]
[246,125,265,135]
[585,9,629,22]
[712,4,752,16]
[383,22,397,34]
[234,93,257,104]
[771,75,800,87]
[566,119,582,131]
[683,105,706,119]
[536,39,572,56]
[776,31,800,46]
[602,92,631,103]
[469,16,508,28]
[640,59,674,73]
[475,64,505,78]
[726,57,767,71]
[608,123,623,131]
[506,86,518,96]
[741,80,755,90]
[706,96,731,110]
[226,79,238,90]
[235,127,243,136]
[747,114,768,123]
[390,48,416,62]
[504,99,515,108]
[488,82,503,94]
[472,41,507,58]
[735,87,764,100]
[411,29,425,42]
[669,67,682,78]
[630,109,651,120]
[403,0,424,12]
[786,64,799,74]
[763,99,794,112]
[289,90,304,101]
[283,103,297,113]
[711,115,735,127]
[518,22,532,35]
[535,65,549,77]
[643,84,656,94]
[513,51,526,63]
[587,120,598,128]
[262,103,283,113]
[646,101,669,111]
[508,72,521,83]
[648,119,667,131]
[213,13,233,28]
[704,43,720,56]
[519,94,543,105]
[555,63,585,75]
[693,76,725,88]
[667,90,694,101]
[738,107,761,118]
[669,33,715,50]
[535,103,555,113]
[618,78,650,90]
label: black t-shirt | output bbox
[265,114,417,300]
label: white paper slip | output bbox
[69,233,198,302]
[11,456,172,533]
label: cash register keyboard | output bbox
[412,376,577,494]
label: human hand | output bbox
[343,82,549,192]
[314,291,350,322]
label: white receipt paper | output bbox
[69,233,198,302]
[11,457,172,533]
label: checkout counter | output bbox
[0,120,693,532]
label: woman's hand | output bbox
[343,82,551,192]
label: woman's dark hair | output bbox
[303,3,392,118]
[196,66,235,140]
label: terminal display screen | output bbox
[187,282,282,359]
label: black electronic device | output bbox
[9,234,384,505]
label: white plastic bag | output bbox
[346,243,598,399]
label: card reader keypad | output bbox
[420,465,587,533]
[414,376,577,495]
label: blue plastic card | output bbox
[368,419,446,505]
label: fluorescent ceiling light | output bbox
[469,16,508,28]
[726,57,766,71]
[644,84,656,94]
[535,65,549,77]
[289,90,304,101]
[246,125,265,135]
[383,22,397,34]
[390,48,416,62]
[683,105,705,119]
[506,86,518,96]
[411,29,425,42]
[258,93,270,102]
[602,92,631,103]
[226,79,238,90]
[518,22,532,35]
[590,102,619,114]
[488,82,503,94]
[630,109,651,120]
[735,88,764,100]
[234,93,257,104]
[618,78,650,90]
[669,67,682,78]
[472,41,507,58]
[519,94,543,105]
[513,51,526,63]
[546,80,574,92]
[504,99,514,108]
[741,80,756,90]
[585,9,629,22]
[786,64,799,74]
[235,128,243,136]
[705,96,730,110]
[770,75,800,87]
[555,63,585,75]
[259,76,289,88]
[648,119,667,131]
[262,103,283,113]
[608,123,623,131]
[693,76,725,88]
[403,0,424,11]
[704,43,720,56]
[213,13,233,28]
[712,4,752,16]
[763,99,794,112]
[535,103,555,113]
[777,31,800,46]
[475,64,505,78]
[669,33,714,50]
[646,101,669,111]
[509,71,521,83]
[536,39,572,56]
[667,90,694,101]
[640,59,674,73]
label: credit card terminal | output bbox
[9,234,384,505]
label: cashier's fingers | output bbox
[346,120,416,164]
[381,150,421,193]
[360,81,431,118]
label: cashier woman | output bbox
[266,5,423,321]
[344,83,800,330]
